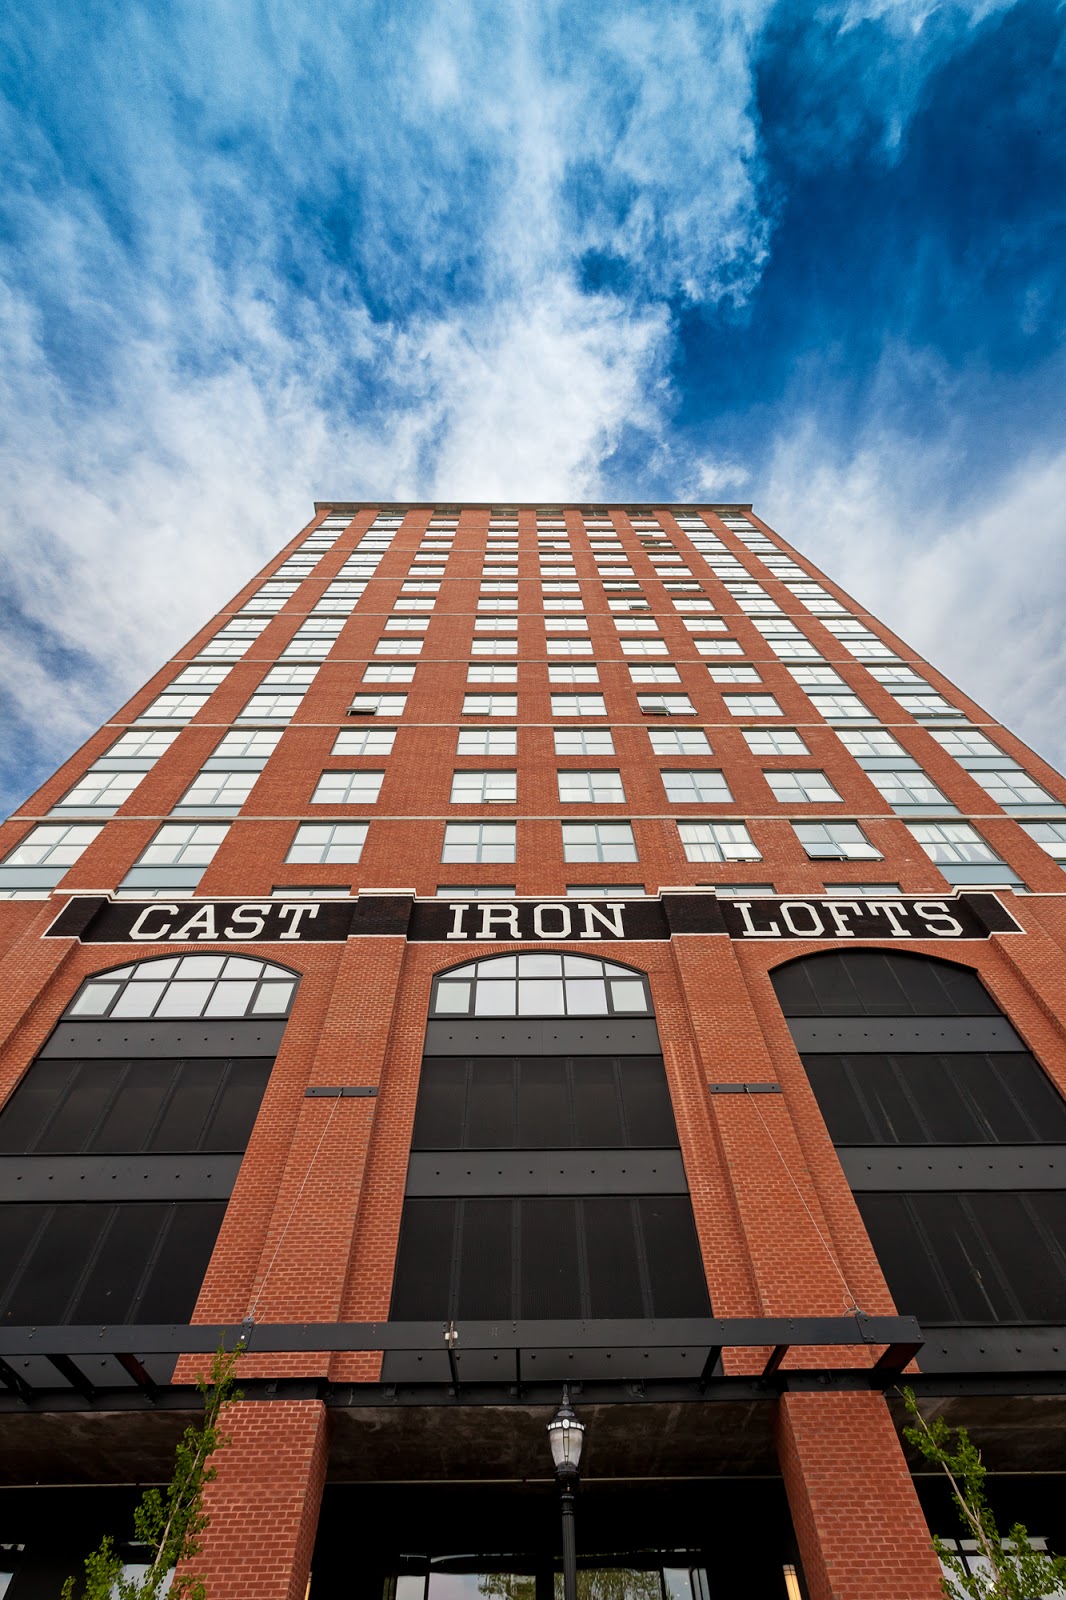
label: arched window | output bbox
[387,954,710,1360]
[65,954,298,1021]
[431,952,651,1018]
[773,950,1066,1329]
[0,955,299,1335]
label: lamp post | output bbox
[547,1386,585,1600]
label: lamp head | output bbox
[547,1385,586,1477]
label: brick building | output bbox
[1,501,1065,1599]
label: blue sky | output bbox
[1,0,1064,815]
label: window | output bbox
[929,727,1004,760]
[792,821,881,860]
[137,822,229,866]
[476,617,520,632]
[558,770,626,803]
[139,691,212,722]
[566,883,646,897]
[375,638,422,656]
[676,822,760,862]
[450,771,518,803]
[55,768,144,810]
[743,727,809,756]
[612,617,658,633]
[836,728,906,759]
[552,694,606,716]
[1,823,101,868]
[478,599,518,613]
[645,728,708,756]
[549,665,599,684]
[457,727,517,755]
[561,823,638,862]
[554,728,615,755]
[723,694,782,717]
[1023,821,1066,861]
[364,664,416,684]
[238,692,304,722]
[907,822,1008,866]
[709,665,761,684]
[430,952,652,1019]
[471,638,517,656]
[332,728,396,756]
[436,885,517,898]
[661,770,732,803]
[865,768,952,809]
[311,771,385,804]
[638,694,695,715]
[789,666,845,688]
[969,769,1056,808]
[695,638,744,657]
[765,771,842,804]
[620,638,668,656]
[547,639,594,656]
[713,884,776,897]
[64,955,297,1022]
[176,770,257,810]
[822,882,903,895]
[765,636,822,660]
[895,693,960,717]
[170,665,230,690]
[442,823,516,862]
[458,694,517,720]
[467,664,518,684]
[101,729,180,762]
[810,693,875,721]
[349,694,407,716]
[286,823,368,863]
[630,665,681,684]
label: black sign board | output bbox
[45,892,1021,946]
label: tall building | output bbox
[1,502,1065,1600]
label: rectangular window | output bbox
[176,770,257,810]
[102,729,180,763]
[677,822,761,862]
[442,823,517,862]
[471,638,518,656]
[789,666,845,688]
[907,822,1007,865]
[554,728,615,755]
[765,771,842,804]
[649,728,711,754]
[629,665,681,684]
[620,639,669,656]
[822,882,903,895]
[457,728,518,755]
[661,770,732,803]
[450,771,518,803]
[723,694,782,717]
[637,694,695,715]
[462,695,518,717]
[547,639,594,656]
[138,692,212,722]
[695,639,744,657]
[467,664,518,684]
[929,727,1003,760]
[709,665,762,684]
[311,771,385,804]
[865,768,953,808]
[1,823,102,868]
[286,823,368,863]
[969,769,1055,807]
[332,728,396,757]
[557,770,626,803]
[374,638,422,656]
[895,693,960,717]
[363,665,416,684]
[836,727,906,759]
[809,693,875,721]
[743,727,809,755]
[552,695,607,717]
[793,822,881,860]
[713,883,776,897]
[349,694,408,716]
[55,768,144,810]
[1023,822,1066,861]
[170,665,230,690]
[238,693,304,722]
[549,666,599,684]
[561,822,638,862]
[137,822,228,866]
[565,883,646,896]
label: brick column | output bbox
[185,1399,328,1600]
[776,1392,942,1600]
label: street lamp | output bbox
[547,1386,586,1600]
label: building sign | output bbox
[45,892,1022,945]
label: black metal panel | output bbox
[0,1154,242,1202]
[40,1020,287,1059]
[405,1149,687,1196]
[773,949,1001,1017]
[913,1324,1066,1374]
[422,1018,662,1056]
[840,1146,1066,1191]
[787,1017,1022,1053]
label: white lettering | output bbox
[823,900,862,938]
[276,903,321,940]
[446,903,470,940]
[781,901,825,938]
[734,901,780,938]
[225,903,271,941]
[477,904,520,939]
[533,903,572,939]
[868,901,911,937]
[579,903,625,939]
[171,904,218,942]
[914,901,965,938]
[128,904,178,941]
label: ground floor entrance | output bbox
[308,1480,801,1599]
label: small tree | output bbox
[901,1387,1066,1600]
[61,1343,243,1600]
